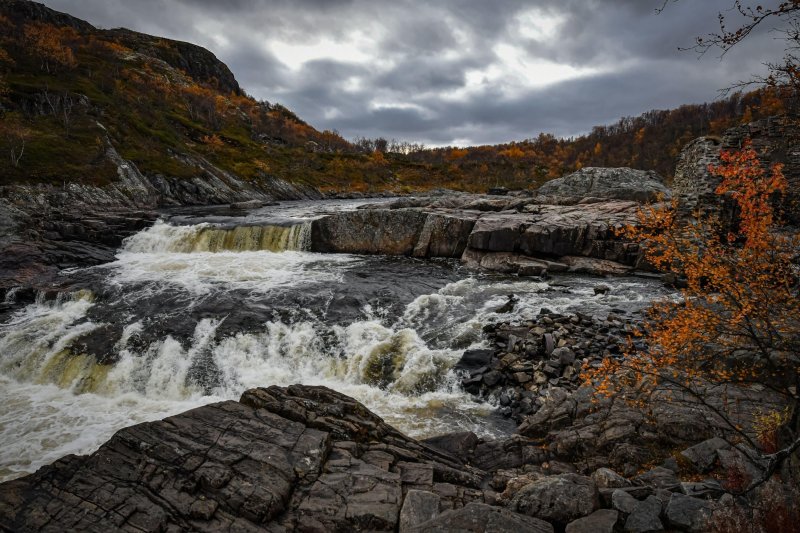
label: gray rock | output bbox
[566,509,619,533]
[471,435,548,472]
[510,474,599,525]
[552,347,576,365]
[665,493,712,532]
[679,437,730,472]
[612,488,638,515]
[543,333,555,355]
[624,495,664,533]
[421,432,479,463]
[482,370,503,387]
[311,209,477,257]
[0,385,494,532]
[455,349,494,372]
[592,468,630,489]
[399,490,441,532]
[536,167,671,204]
[635,467,682,492]
[681,479,725,499]
[594,284,611,295]
[518,262,548,277]
[411,502,554,533]
[229,199,264,209]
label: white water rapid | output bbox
[0,200,668,482]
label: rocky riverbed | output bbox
[0,384,748,533]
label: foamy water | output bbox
[0,201,668,482]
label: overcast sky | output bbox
[44,0,785,146]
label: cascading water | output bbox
[122,220,312,253]
[0,200,670,482]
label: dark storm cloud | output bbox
[43,0,788,146]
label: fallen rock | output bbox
[399,489,441,532]
[665,493,713,532]
[624,495,664,533]
[612,488,639,515]
[420,432,479,463]
[566,509,619,533]
[679,436,730,473]
[455,349,494,372]
[510,474,599,525]
[592,467,630,489]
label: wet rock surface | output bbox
[458,308,638,424]
[0,382,741,532]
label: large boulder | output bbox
[310,209,476,257]
[624,495,664,533]
[535,167,671,204]
[665,493,713,532]
[510,474,599,525]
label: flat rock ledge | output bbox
[310,192,665,277]
[0,383,743,533]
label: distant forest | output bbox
[356,89,784,188]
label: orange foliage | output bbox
[584,141,799,458]
[201,134,224,150]
[371,150,387,165]
[446,148,469,161]
[499,145,525,158]
[24,23,78,72]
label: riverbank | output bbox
[0,383,741,532]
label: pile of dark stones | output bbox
[457,306,642,422]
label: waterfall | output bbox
[122,220,312,253]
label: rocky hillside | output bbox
[0,0,434,195]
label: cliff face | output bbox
[104,28,242,96]
[673,116,800,224]
[0,0,240,95]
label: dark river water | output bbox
[0,199,670,481]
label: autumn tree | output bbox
[2,118,30,168]
[24,23,78,73]
[585,141,800,491]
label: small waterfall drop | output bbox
[123,220,312,253]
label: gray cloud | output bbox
[42,0,788,146]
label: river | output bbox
[0,199,669,482]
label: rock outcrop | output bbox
[309,193,655,277]
[0,385,542,532]
[673,115,800,224]
[535,167,671,204]
[311,209,477,257]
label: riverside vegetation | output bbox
[0,1,798,532]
